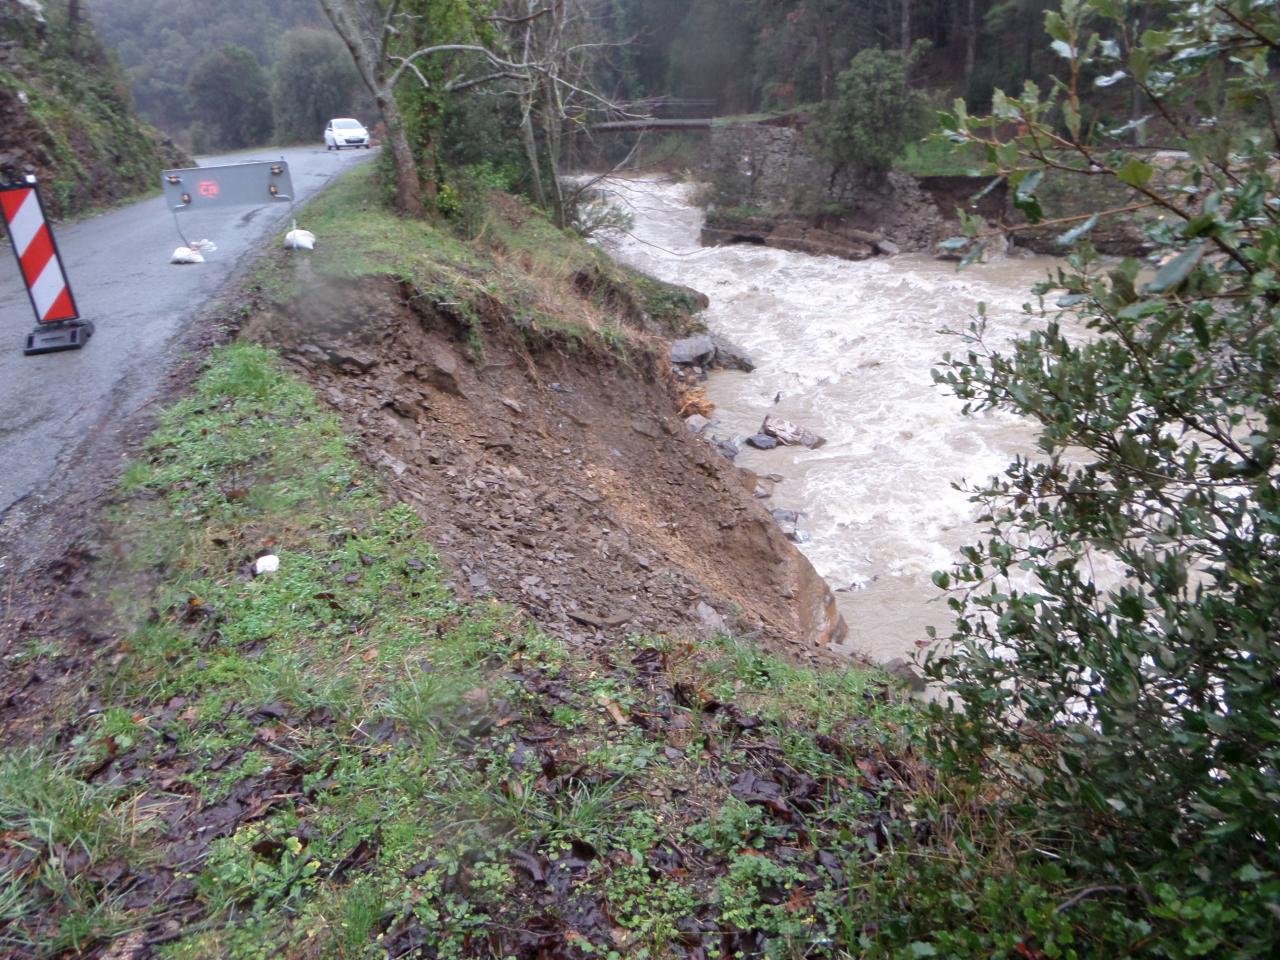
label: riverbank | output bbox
[694,114,1152,261]
[0,161,1187,960]
[0,167,929,957]
[701,171,1152,262]
[700,172,1005,261]
[1,337,932,958]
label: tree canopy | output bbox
[270,27,362,143]
[812,46,931,183]
[590,0,1065,112]
[186,45,273,151]
[86,0,329,135]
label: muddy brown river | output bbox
[599,175,1060,663]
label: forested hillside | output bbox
[596,0,1061,112]
[84,0,367,151]
[0,0,186,217]
[85,0,326,134]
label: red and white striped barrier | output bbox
[1,180,78,323]
[1,177,92,354]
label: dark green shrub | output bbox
[812,46,931,185]
[928,2,1280,954]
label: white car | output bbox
[324,118,370,150]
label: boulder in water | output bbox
[714,437,740,461]
[670,334,716,366]
[671,333,756,372]
[684,414,711,434]
[761,414,826,449]
[710,334,756,372]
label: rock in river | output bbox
[710,334,755,372]
[760,414,826,449]
[684,414,711,434]
[670,334,716,366]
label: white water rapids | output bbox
[598,176,1063,663]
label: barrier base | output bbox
[24,320,94,356]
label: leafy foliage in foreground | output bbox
[930,1,1280,954]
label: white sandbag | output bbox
[171,246,205,264]
[284,228,315,250]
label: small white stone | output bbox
[254,554,280,575]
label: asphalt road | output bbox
[0,145,375,517]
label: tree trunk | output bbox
[520,101,547,209]
[318,0,424,217]
[67,0,81,57]
[518,1,547,210]
[1130,5,1148,147]
[378,92,426,217]
[901,0,912,83]
[541,78,566,228]
[816,5,834,100]
[964,0,976,93]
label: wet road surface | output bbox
[0,145,375,517]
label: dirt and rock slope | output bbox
[0,170,849,747]
[243,271,846,663]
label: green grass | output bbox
[894,137,988,177]
[0,750,149,954]
[253,163,705,354]
[0,146,1145,955]
[0,341,952,958]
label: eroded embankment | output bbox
[243,270,846,662]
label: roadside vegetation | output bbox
[254,161,703,353]
[1,340,938,959]
[926,1,1280,954]
[0,1,184,218]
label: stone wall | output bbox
[706,119,1150,258]
[704,119,967,257]
[707,119,851,211]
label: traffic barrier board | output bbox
[1,180,78,324]
[1,177,93,355]
[161,160,294,211]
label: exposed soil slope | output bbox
[0,344,918,959]
[244,273,846,662]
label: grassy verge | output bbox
[254,164,704,353]
[0,342,963,959]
